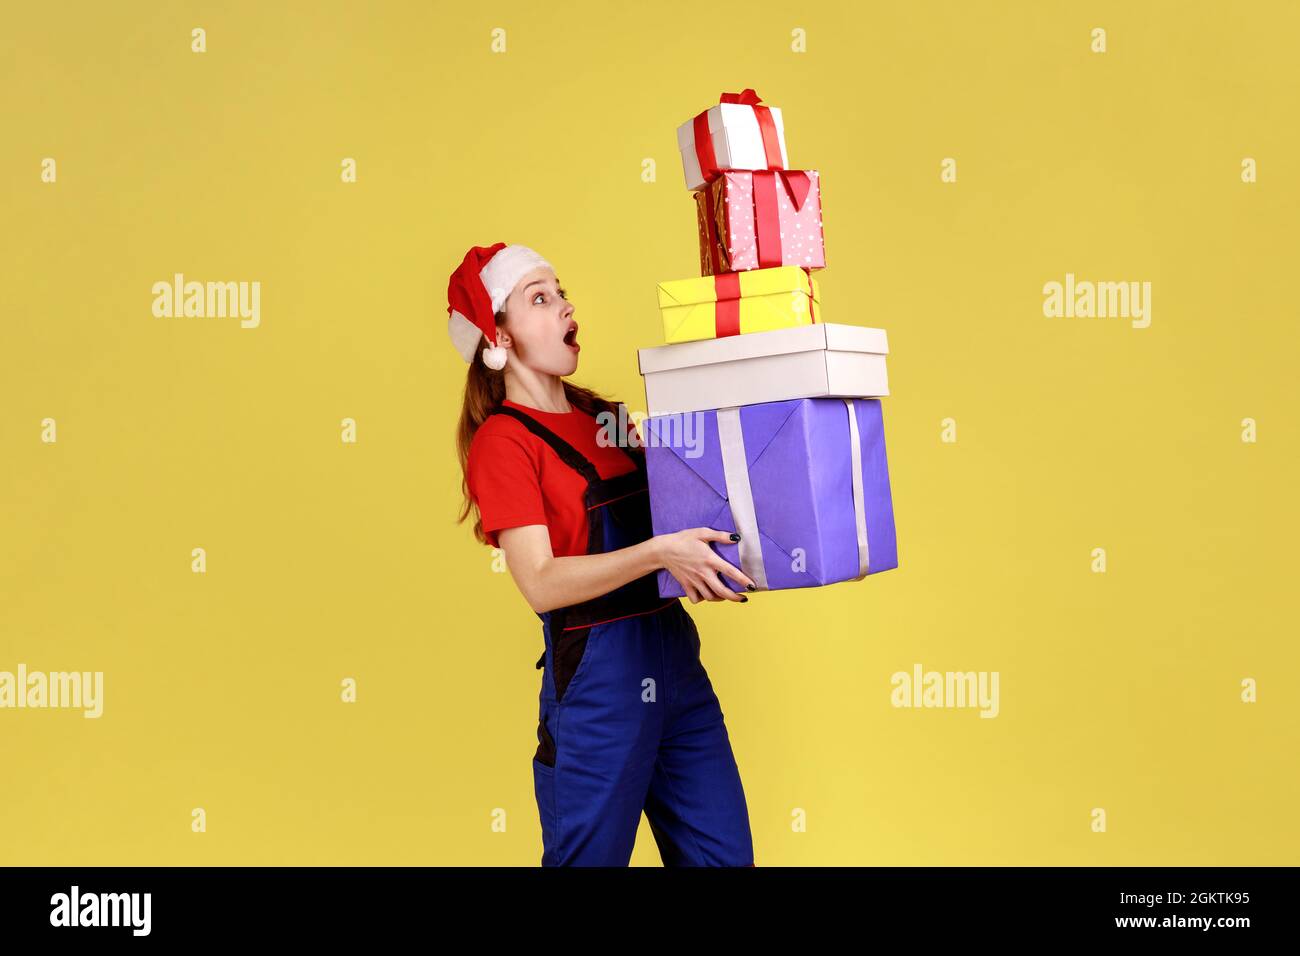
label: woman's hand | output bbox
[655,528,756,604]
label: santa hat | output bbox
[446,242,554,370]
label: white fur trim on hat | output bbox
[447,309,482,364]
[479,244,554,316]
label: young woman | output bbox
[448,242,757,867]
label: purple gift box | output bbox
[644,397,898,596]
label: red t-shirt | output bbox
[466,398,641,555]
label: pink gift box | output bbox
[695,169,827,276]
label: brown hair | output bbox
[455,312,643,546]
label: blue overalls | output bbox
[490,404,755,867]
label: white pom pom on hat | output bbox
[446,242,554,367]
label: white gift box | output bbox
[677,101,790,192]
[638,323,889,417]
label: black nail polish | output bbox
[746,583,756,591]
[740,595,748,602]
[730,532,741,542]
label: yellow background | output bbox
[2,0,1297,865]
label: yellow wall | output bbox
[2,0,1296,865]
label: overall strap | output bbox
[490,406,601,484]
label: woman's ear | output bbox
[495,328,513,349]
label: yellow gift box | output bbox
[656,265,822,344]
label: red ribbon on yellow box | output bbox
[710,266,818,338]
[691,89,785,186]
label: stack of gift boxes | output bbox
[637,89,899,597]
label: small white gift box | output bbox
[677,89,791,191]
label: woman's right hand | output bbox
[655,528,756,604]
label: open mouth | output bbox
[563,321,579,350]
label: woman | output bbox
[448,242,757,867]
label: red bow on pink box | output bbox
[698,167,817,274]
[751,168,814,266]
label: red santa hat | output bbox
[446,242,554,370]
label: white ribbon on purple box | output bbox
[715,399,871,591]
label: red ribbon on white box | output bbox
[691,89,785,186]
